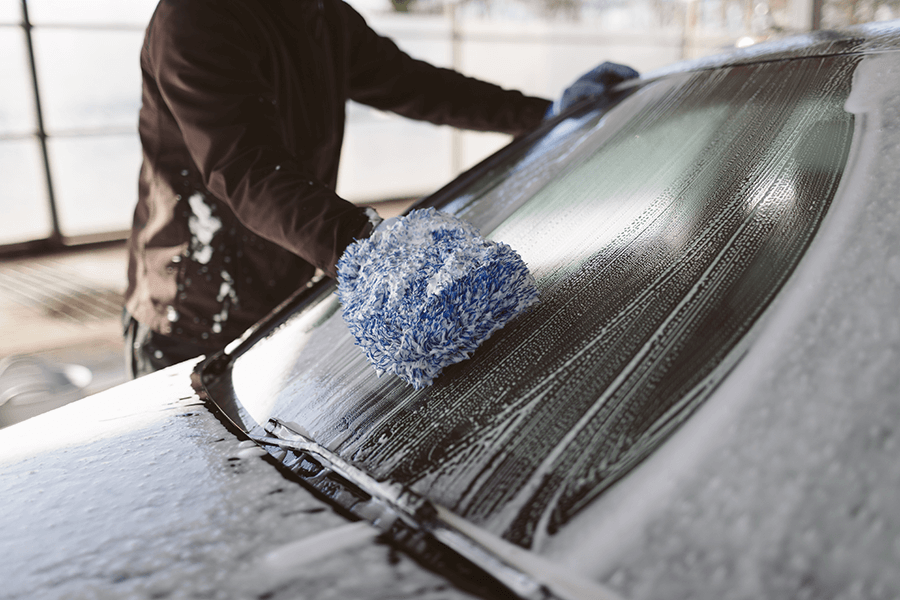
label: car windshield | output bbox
[217,53,858,557]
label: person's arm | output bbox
[146,0,369,277]
[342,5,550,137]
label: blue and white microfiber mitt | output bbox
[336,208,539,389]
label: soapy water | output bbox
[234,521,380,593]
[559,49,900,600]
[187,192,221,265]
[225,51,867,595]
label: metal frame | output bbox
[20,0,61,248]
[0,1,137,258]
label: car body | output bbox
[3,20,900,600]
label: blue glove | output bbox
[546,62,639,119]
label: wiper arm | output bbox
[253,418,626,600]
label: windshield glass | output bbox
[227,54,858,553]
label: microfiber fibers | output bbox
[337,208,539,389]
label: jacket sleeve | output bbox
[342,5,551,137]
[145,0,369,277]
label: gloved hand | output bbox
[546,61,639,119]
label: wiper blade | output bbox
[194,345,625,600]
[254,418,626,600]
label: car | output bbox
[2,20,899,600]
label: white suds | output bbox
[188,193,222,265]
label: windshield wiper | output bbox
[252,418,626,600]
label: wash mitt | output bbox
[337,208,539,389]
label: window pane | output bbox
[0,1,19,24]
[367,13,452,67]
[47,134,140,237]
[338,107,453,202]
[823,0,900,27]
[0,28,35,136]
[32,29,143,132]
[0,139,53,245]
[26,0,157,26]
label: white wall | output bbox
[338,4,743,203]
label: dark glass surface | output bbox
[226,54,859,549]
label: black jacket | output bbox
[126,0,551,349]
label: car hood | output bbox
[0,360,477,600]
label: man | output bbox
[124,0,637,377]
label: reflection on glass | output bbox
[0,29,35,136]
[0,140,52,244]
[32,29,143,132]
[47,135,140,237]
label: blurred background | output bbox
[1,0,897,423]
